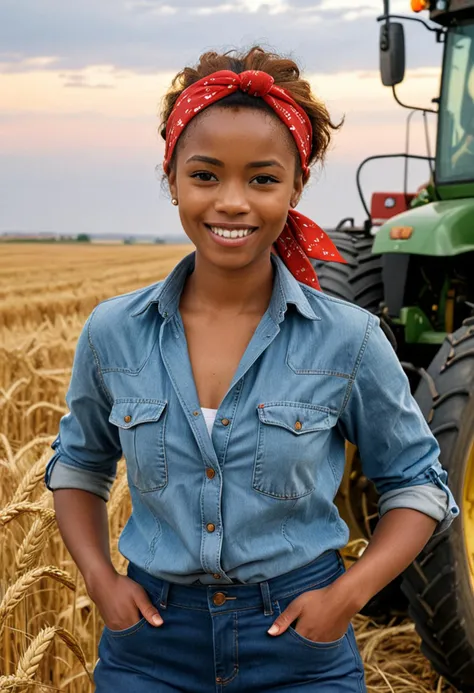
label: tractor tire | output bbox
[311,230,384,312]
[401,320,474,692]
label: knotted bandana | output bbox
[163,69,345,289]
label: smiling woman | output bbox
[45,45,458,693]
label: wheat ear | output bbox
[0,566,75,639]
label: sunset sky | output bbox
[1,0,444,238]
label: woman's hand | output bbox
[87,568,163,631]
[267,582,355,643]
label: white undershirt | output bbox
[201,407,218,437]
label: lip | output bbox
[205,223,257,248]
[205,222,258,231]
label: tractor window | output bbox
[437,23,474,184]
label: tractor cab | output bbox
[438,21,474,183]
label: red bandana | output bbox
[163,69,345,290]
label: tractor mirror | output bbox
[380,22,406,87]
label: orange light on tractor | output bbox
[411,0,428,11]
[390,226,414,240]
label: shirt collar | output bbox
[130,251,321,322]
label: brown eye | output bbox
[191,171,216,182]
[253,175,279,185]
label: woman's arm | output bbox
[269,317,458,640]
[53,488,163,629]
[268,508,436,640]
[46,313,163,629]
[53,488,116,587]
[330,507,437,613]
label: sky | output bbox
[0,0,444,238]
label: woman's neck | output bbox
[180,252,274,317]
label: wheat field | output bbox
[0,242,457,691]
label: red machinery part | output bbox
[370,192,416,226]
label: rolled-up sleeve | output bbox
[45,311,122,501]
[339,316,459,533]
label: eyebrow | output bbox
[185,155,284,170]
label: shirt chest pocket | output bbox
[253,402,337,500]
[109,399,168,493]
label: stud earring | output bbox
[171,198,178,206]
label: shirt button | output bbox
[206,468,215,479]
[124,415,132,423]
[212,592,226,606]
[294,421,302,431]
[221,418,230,426]
[206,523,216,533]
[193,410,200,417]
[213,573,221,579]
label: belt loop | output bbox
[160,580,170,610]
[260,580,273,617]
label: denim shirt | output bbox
[45,252,459,584]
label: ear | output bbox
[291,173,304,208]
[168,168,178,200]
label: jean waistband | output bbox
[127,551,344,617]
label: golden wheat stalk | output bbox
[15,514,57,575]
[0,566,75,639]
[0,502,55,526]
[16,625,92,684]
[13,438,55,465]
[16,626,56,680]
[54,626,92,681]
[107,472,129,519]
[0,675,34,691]
[24,403,67,418]
[0,434,15,467]
[0,378,30,406]
[11,453,50,505]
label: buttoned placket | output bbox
[159,307,283,583]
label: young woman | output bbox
[46,47,458,692]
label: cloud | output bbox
[0,0,441,75]
[61,73,116,89]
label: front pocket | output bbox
[287,624,347,650]
[104,615,148,638]
[275,584,347,651]
[103,588,160,638]
[253,402,337,499]
[109,399,168,492]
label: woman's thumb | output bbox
[136,596,163,627]
[267,601,301,636]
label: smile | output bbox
[208,226,257,239]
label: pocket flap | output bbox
[257,402,335,434]
[109,399,167,429]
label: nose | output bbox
[213,180,251,216]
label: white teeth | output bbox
[210,226,256,239]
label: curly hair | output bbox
[159,46,343,175]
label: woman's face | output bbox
[168,106,304,272]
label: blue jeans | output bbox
[94,551,366,692]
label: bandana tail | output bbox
[274,211,347,291]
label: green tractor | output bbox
[316,1,474,690]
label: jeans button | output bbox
[212,592,226,606]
